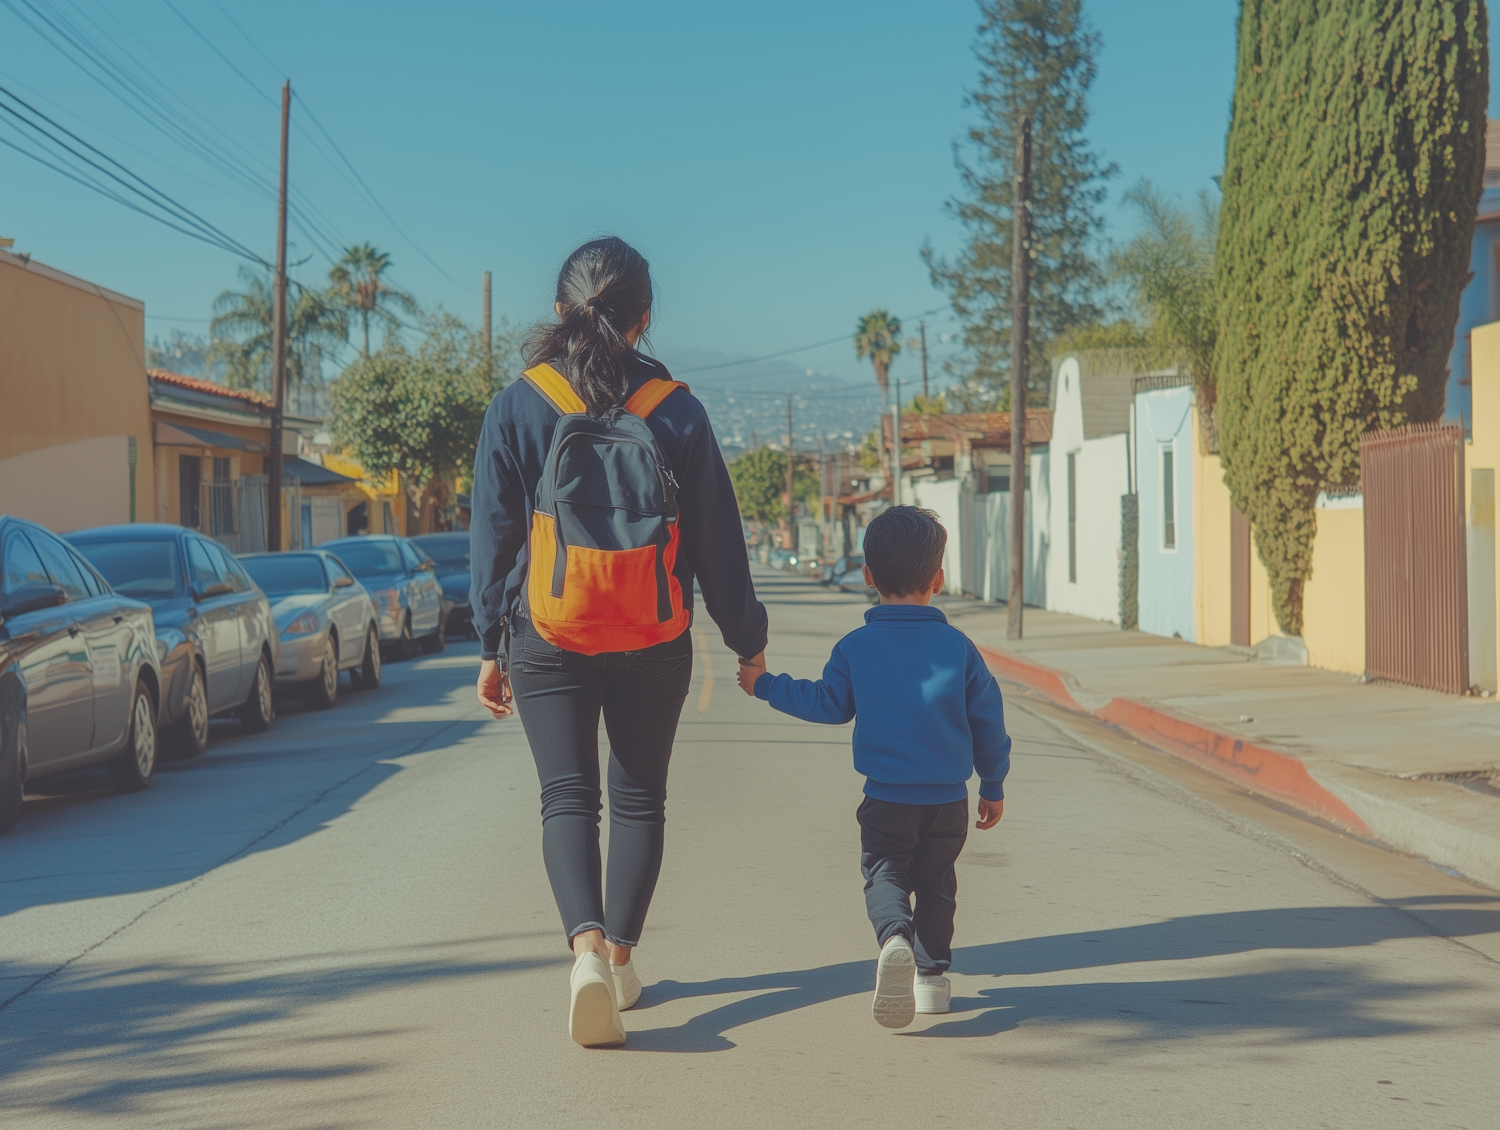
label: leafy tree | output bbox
[925,0,1114,411]
[1111,182,1218,402]
[328,243,420,358]
[854,310,902,405]
[728,448,820,527]
[1216,0,1487,634]
[209,268,347,401]
[146,329,215,378]
[330,312,506,498]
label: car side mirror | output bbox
[197,581,233,598]
[333,575,354,588]
[0,582,67,618]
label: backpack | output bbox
[522,362,692,655]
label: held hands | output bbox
[976,798,1003,830]
[736,652,767,696]
[476,658,514,719]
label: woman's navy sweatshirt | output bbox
[753,604,1011,804]
[469,353,768,662]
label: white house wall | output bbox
[907,477,965,594]
[1135,386,1196,640]
[1046,356,1129,624]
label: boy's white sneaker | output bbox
[569,951,625,1047]
[872,935,917,1029]
[612,958,642,1010]
[914,974,951,1014]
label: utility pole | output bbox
[919,321,929,401]
[482,270,492,381]
[893,378,902,507]
[1008,114,1032,640]
[266,80,290,553]
[785,395,795,550]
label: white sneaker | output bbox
[872,935,917,1029]
[914,974,951,1014]
[612,958,642,1010]
[569,952,625,1047]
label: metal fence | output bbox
[189,475,298,556]
[1362,422,1469,694]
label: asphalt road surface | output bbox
[3,569,1499,1129]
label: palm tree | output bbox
[854,310,902,406]
[328,243,419,358]
[209,268,348,407]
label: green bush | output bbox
[1215,0,1487,634]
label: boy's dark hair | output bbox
[862,506,946,596]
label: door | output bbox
[187,537,244,710]
[400,540,441,633]
[3,531,93,767]
[324,556,363,663]
[180,455,202,530]
[61,542,135,752]
[212,544,267,687]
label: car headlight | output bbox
[281,612,320,638]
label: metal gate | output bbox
[1362,423,1469,694]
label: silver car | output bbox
[238,551,382,708]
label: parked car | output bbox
[409,532,474,639]
[1,516,163,831]
[820,554,863,586]
[239,551,382,707]
[835,563,880,603]
[68,524,278,758]
[318,535,444,660]
[768,549,799,571]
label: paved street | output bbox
[3,569,1500,1129]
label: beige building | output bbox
[0,248,156,531]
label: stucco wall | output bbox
[1193,420,1235,648]
[0,252,154,531]
[907,476,965,595]
[1470,322,1500,692]
[1135,386,1195,640]
[973,448,1050,607]
[1301,503,1366,675]
[1047,357,1128,624]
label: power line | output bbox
[676,305,951,376]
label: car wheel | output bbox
[391,614,416,662]
[357,625,382,689]
[420,614,446,654]
[165,663,209,759]
[108,681,157,793]
[238,652,275,733]
[305,634,340,710]
[0,688,25,834]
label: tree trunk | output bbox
[362,311,371,359]
[874,360,889,406]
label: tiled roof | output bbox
[147,368,271,408]
[885,410,1053,451]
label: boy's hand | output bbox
[737,653,766,696]
[476,658,513,718]
[976,798,1003,830]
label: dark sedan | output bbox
[409,532,474,639]
[1,516,163,832]
[69,525,279,759]
[318,535,444,660]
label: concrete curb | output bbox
[974,643,1374,836]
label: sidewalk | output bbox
[942,598,1500,891]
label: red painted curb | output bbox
[974,643,1372,837]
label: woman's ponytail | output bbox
[523,237,653,416]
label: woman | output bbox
[471,237,767,1047]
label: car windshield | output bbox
[72,540,181,598]
[328,540,404,576]
[242,555,327,596]
[411,536,469,571]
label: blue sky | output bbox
[2,2,1494,390]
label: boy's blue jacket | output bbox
[754,604,1010,804]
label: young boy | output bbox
[736,506,1010,1029]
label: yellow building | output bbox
[0,248,155,531]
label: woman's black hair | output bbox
[523,236,654,416]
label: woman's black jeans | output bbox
[509,617,693,948]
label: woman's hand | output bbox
[477,658,514,718]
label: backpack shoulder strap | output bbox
[625,378,690,419]
[522,363,587,415]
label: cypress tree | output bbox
[925,0,1114,410]
[1215,0,1487,635]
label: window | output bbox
[72,539,182,598]
[324,557,356,587]
[381,501,396,536]
[187,538,219,594]
[399,540,423,572]
[30,529,90,600]
[66,547,105,597]
[243,554,328,596]
[1161,444,1177,551]
[1067,452,1078,584]
[2,533,50,596]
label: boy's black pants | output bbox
[857,796,969,976]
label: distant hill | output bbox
[653,346,885,458]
